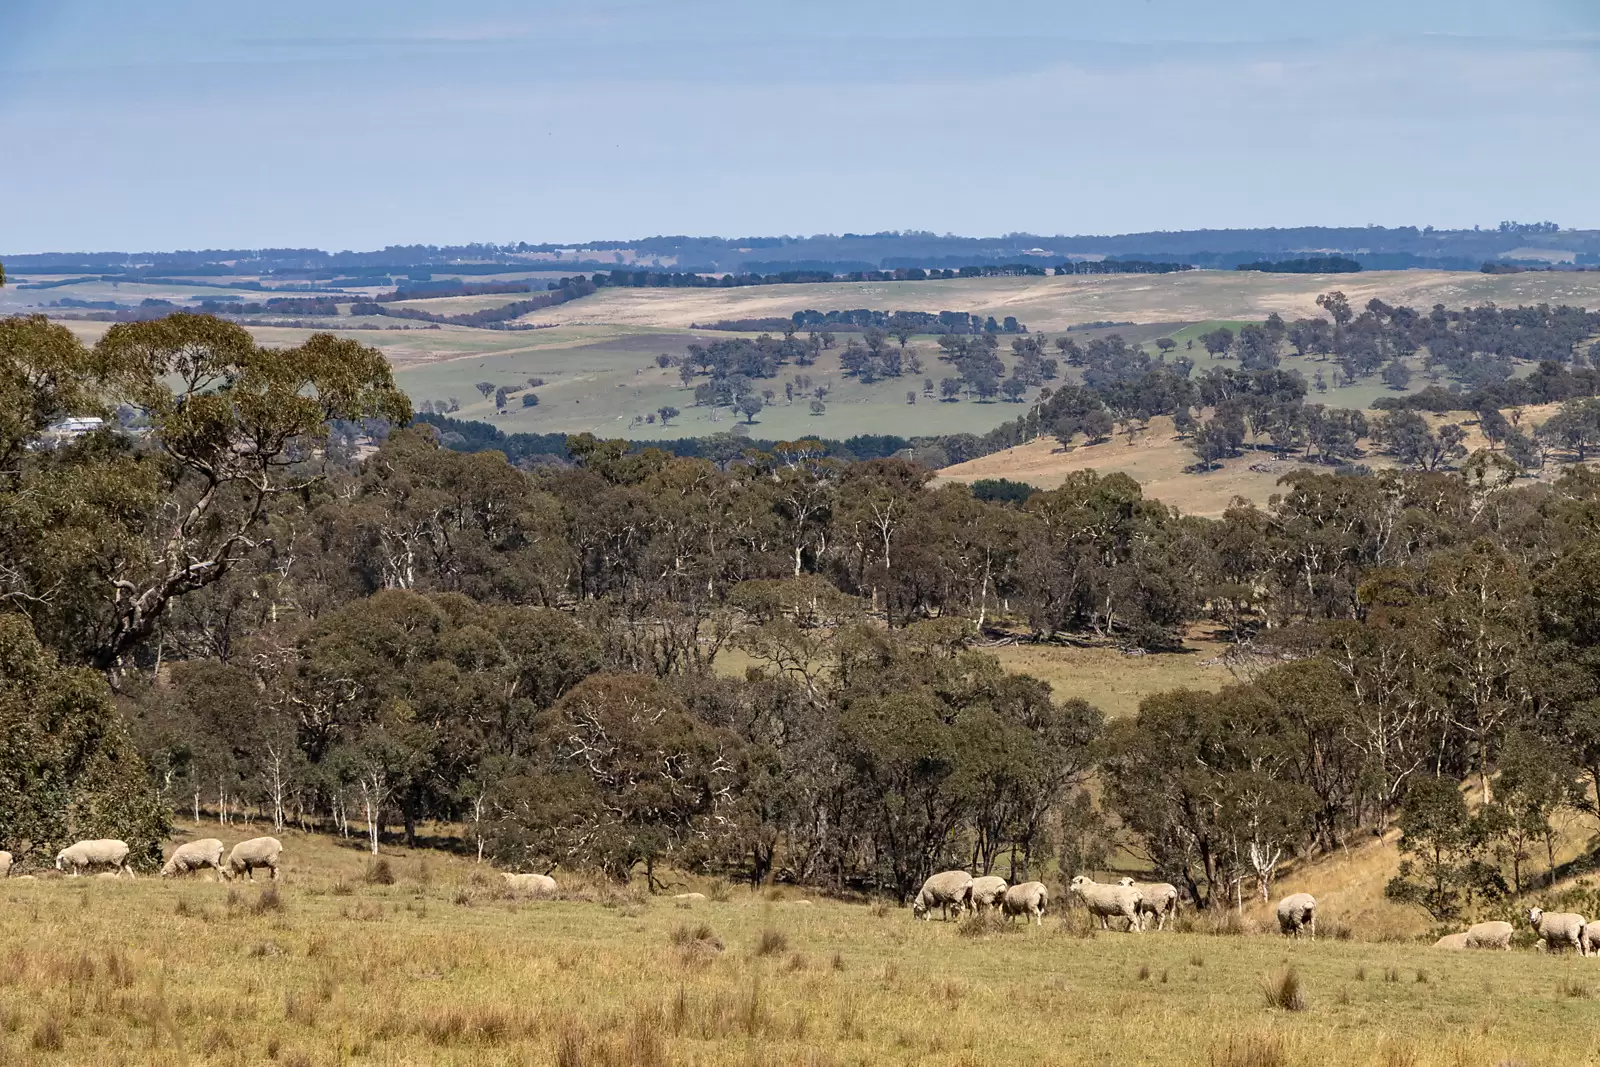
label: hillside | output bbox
[940,406,1565,517]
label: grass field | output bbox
[5,825,1600,1066]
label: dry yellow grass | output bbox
[539,270,1600,333]
[5,825,1600,1065]
[988,636,1233,717]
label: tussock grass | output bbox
[364,857,396,885]
[1263,967,1307,1011]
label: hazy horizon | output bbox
[3,1,1599,253]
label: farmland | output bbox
[3,825,1597,1067]
[10,267,1600,445]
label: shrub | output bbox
[365,859,395,886]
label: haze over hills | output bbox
[5,221,1598,275]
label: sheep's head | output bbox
[54,853,65,870]
[1528,907,1544,927]
[1117,877,1135,887]
[1069,875,1090,891]
[911,898,928,918]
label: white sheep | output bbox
[1068,875,1142,932]
[1001,881,1049,926]
[0,851,10,879]
[1465,920,1514,950]
[502,872,558,896]
[672,891,708,902]
[1275,893,1317,939]
[223,837,283,882]
[161,838,225,878]
[55,839,134,878]
[1117,877,1180,931]
[1527,907,1587,955]
[1431,932,1469,950]
[966,875,1009,913]
[912,870,974,921]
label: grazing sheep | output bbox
[1002,881,1049,926]
[912,871,974,921]
[1527,908,1587,956]
[1465,920,1515,951]
[1068,875,1143,932]
[502,872,557,896]
[1432,932,1470,950]
[1117,877,1181,931]
[966,875,1009,913]
[55,839,134,878]
[1275,893,1317,939]
[0,851,10,879]
[223,837,283,882]
[161,838,225,878]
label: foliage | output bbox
[0,614,167,864]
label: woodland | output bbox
[4,308,1600,921]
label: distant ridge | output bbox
[5,223,1594,276]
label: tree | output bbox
[1316,291,1354,331]
[494,674,741,884]
[0,614,168,866]
[1156,337,1177,357]
[1200,327,1234,359]
[521,392,540,408]
[657,405,679,426]
[1381,360,1413,391]
[738,395,764,424]
[475,382,495,399]
[1384,776,1504,922]
[0,315,410,669]
[809,399,826,416]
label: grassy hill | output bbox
[940,406,1567,518]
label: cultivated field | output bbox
[5,826,1599,1067]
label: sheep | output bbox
[1581,924,1600,958]
[912,870,974,921]
[1527,907,1587,956]
[161,838,225,878]
[1001,881,1049,926]
[965,875,1009,913]
[0,851,10,879]
[223,837,283,882]
[1068,875,1143,932]
[1465,920,1515,951]
[1275,893,1317,939]
[1117,876,1180,931]
[672,891,708,902]
[55,839,134,878]
[1432,932,1470,950]
[502,872,557,896]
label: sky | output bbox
[2,1,1598,252]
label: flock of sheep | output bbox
[910,870,1600,956]
[9,841,1590,959]
[0,837,284,882]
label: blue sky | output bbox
[2,1,1598,252]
